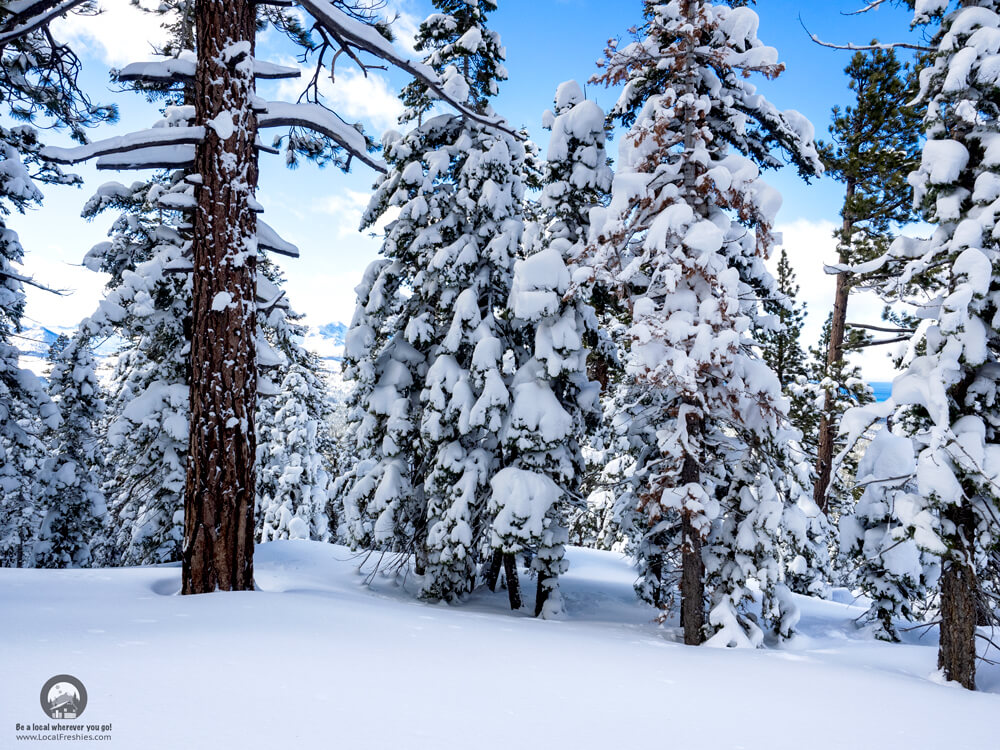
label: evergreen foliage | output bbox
[584,0,825,644]
[841,0,1000,687]
[0,3,113,568]
[34,331,106,568]
[813,47,922,509]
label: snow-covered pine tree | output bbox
[760,247,818,454]
[71,3,323,565]
[87,176,334,562]
[33,330,107,568]
[815,47,922,510]
[0,142,55,566]
[44,0,516,593]
[839,0,1000,689]
[256,257,334,544]
[83,174,192,566]
[585,0,824,645]
[344,0,532,606]
[0,381,51,567]
[339,253,426,561]
[839,428,935,641]
[491,80,608,616]
[0,1,113,567]
[256,362,332,542]
[755,247,837,597]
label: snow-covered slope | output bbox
[1,543,996,749]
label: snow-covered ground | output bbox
[2,543,997,749]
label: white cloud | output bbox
[772,218,899,382]
[315,189,398,239]
[384,0,422,58]
[52,0,170,67]
[316,189,371,238]
[282,268,366,329]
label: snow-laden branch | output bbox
[799,15,934,53]
[847,322,916,334]
[0,0,88,46]
[258,219,299,258]
[164,261,293,313]
[116,56,301,84]
[96,144,196,170]
[258,101,386,173]
[853,336,911,348]
[0,267,68,294]
[296,0,520,138]
[41,126,205,164]
[43,105,384,172]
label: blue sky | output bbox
[14,0,926,378]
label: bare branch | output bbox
[854,336,912,348]
[799,14,934,53]
[847,322,916,334]
[841,0,889,15]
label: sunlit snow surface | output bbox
[1,542,997,748]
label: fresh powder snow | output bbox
[1,542,997,749]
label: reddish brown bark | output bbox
[939,560,977,689]
[182,0,258,594]
[939,506,978,690]
[814,178,856,512]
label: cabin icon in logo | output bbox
[40,675,88,721]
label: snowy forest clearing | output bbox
[2,541,997,750]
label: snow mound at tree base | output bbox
[1,542,997,749]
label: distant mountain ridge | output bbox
[15,324,67,360]
[18,320,348,372]
[18,322,890,400]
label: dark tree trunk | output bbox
[503,552,521,610]
[182,0,258,594]
[534,574,546,617]
[588,352,611,393]
[486,549,503,592]
[679,418,705,645]
[939,560,977,689]
[814,180,855,512]
[680,508,705,645]
[939,508,978,690]
[413,544,427,577]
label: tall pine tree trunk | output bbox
[814,179,855,512]
[677,5,705,646]
[503,552,521,610]
[939,507,978,690]
[182,0,258,594]
[680,514,704,644]
[680,451,705,646]
[486,549,503,591]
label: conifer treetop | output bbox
[595,0,823,180]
